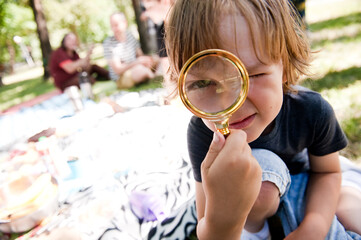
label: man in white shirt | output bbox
[103,12,158,89]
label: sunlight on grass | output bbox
[321,81,361,119]
[310,24,361,49]
[2,65,44,85]
[308,38,361,80]
[303,0,361,162]
[306,0,361,24]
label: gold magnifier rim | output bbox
[178,49,249,121]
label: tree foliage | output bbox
[0,0,131,64]
[43,0,118,48]
[0,1,37,63]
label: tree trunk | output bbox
[29,0,52,81]
[0,63,3,87]
[131,0,157,55]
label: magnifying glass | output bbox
[178,49,249,136]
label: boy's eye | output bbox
[187,79,217,91]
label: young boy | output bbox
[164,0,361,239]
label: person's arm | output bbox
[107,46,153,76]
[61,46,94,74]
[60,58,89,74]
[108,56,139,76]
[196,130,262,240]
[136,47,145,58]
[285,152,342,240]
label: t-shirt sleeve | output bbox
[187,116,213,182]
[308,96,348,156]
[59,59,73,68]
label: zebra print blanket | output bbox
[56,103,198,240]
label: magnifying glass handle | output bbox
[214,120,230,137]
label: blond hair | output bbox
[165,0,311,96]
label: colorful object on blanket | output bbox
[129,191,165,222]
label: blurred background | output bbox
[0,0,360,162]
[0,0,360,239]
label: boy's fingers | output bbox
[202,131,225,170]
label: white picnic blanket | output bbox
[0,89,197,239]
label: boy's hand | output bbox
[200,130,262,234]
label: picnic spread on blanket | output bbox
[0,89,197,239]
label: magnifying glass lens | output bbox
[184,55,243,113]
[179,49,249,135]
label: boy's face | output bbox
[202,14,284,143]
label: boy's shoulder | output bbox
[284,85,335,121]
[287,85,321,100]
[285,85,329,109]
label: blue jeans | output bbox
[148,149,361,239]
[254,149,361,239]
[278,173,361,239]
[252,149,291,198]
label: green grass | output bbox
[0,77,55,111]
[306,80,361,162]
[309,12,361,32]
[302,67,361,92]
[0,74,163,112]
[128,75,163,91]
[92,75,163,100]
[301,1,361,163]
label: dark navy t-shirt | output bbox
[187,87,348,182]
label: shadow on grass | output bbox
[93,76,163,97]
[309,12,361,32]
[302,66,361,92]
[129,76,163,92]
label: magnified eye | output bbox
[186,79,217,91]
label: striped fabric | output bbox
[103,31,140,81]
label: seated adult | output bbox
[50,32,110,92]
[103,12,158,89]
